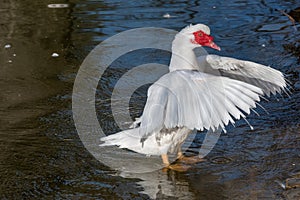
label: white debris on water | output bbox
[13,53,16,57]
[163,13,171,18]
[4,44,11,49]
[261,44,266,47]
[275,180,286,189]
[51,53,59,57]
[47,4,69,8]
[163,13,176,18]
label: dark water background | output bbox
[1,0,300,199]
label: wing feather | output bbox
[198,54,287,97]
[138,70,263,141]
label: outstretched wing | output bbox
[197,54,287,97]
[138,70,263,142]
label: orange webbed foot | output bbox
[177,155,206,164]
[162,163,191,172]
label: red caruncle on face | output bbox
[192,30,214,46]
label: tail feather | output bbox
[100,128,164,155]
[100,128,140,148]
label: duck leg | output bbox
[161,154,190,172]
[161,154,170,167]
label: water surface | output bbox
[1,0,300,199]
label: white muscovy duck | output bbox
[100,24,287,171]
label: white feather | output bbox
[198,54,287,96]
[100,24,287,156]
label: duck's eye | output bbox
[198,32,203,37]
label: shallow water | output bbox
[1,0,300,199]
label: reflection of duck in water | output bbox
[101,24,287,171]
[121,170,196,199]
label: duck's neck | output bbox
[169,36,199,72]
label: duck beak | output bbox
[209,41,221,51]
